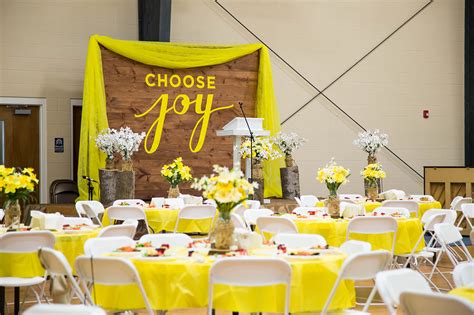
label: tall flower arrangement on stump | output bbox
[361,163,386,201]
[273,132,307,167]
[192,165,256,249]
[161,157,193,198]
[317,159,350,218]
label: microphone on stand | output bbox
[82,175,98,183]
[82,176,97,201]
[239,102,254,184]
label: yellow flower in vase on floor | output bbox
[161,157,193,198]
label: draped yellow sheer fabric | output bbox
[78,35,283,200]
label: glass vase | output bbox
[168,185,180,198]
[212,215,235,250]
[4,199,21,228]
[325,190,340,218]
[367,181,379,201]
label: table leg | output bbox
[14,287,19,315]
[0,287,5,315]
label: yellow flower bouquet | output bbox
[361,163,386,185]
[317,159,350,196]
[161,157,192,188]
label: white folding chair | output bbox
[346,217,398,256]
[230,213,248,230]
[399,291,474,315]
[451,197,472,211]
[339,240,372,256]
[75,256,153,315]
[76,201,105,226]
[150,197,165,208]
[208,257,292,315]
[232,204,248,219]
[97,224,136,238]
[24,304,106,315]
[246,200,261,209]
[458,203,474,230]
[375,269,432,315]
[38,247,90,304]
[83,236,135,256]
[174,205,216,235]
[256,216,298,238]
[410,194,435,202]
[0,231,55,310]
[339,194,364,201]
[164,198,185,209]
[107,206,151,234]
[453,262,474,288]
[139,233,192,248]
[62,217,94,226]
[321,250,392,314]
[112,199,146,207]
[299,195,319,207]
[273,233,326,249]
[381,200,419,217]
[204,199,217,207]
[243,208,273,226]
[291,206,327,216]
[434,223,472,267]
[340,202,365,218]
[373,207,410,218]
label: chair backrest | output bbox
[177,205,215,220]
[97,224,136,238]
[450,196,463,209]
[243,208,274,226]
[232,204,247,218]
[346,217,398,254]
[339,194,364,201]
[421,209,457,225]
[376,269,432,314]
[292,206,326,216]
[400,291,474,315]
[139,233,193,248]
[107,206,146,221]
[230,213,248,230]
[256,216,298,237]
[150,197,165,208]
[38,247,73,277]
[451,197,473,211]
[410,194,435,202]
[0,231,55,253]
[164,198,185,209]
[382,200,418,214]
[373,207,410,218]
[434,223,463,245]
[453,262,474,288]
[75,201,105,217]
[340,202,365,218]
[273,233,326,249]
[49,179,79,204]
[112,199,145,207]
[180,194,203,205]
[204,199,217,207]
[246,200,261,209]
[83,236,135,256]
[461,203,474,218]
[422,213,447,232]
[24,304,106,315]
[63,217,94,226]
[339,240,372,256]
[300,195,319,207]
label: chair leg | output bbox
[0,286,5,315]
[13,287,19,315]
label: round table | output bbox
[449,287,474,302]
[315,201,441,217]
[0,229,100,277]
[93,253,355,313]
[101,208,213,234]
[294,217,424,255]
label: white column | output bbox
[233,136,242,170]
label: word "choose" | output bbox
[145,73,216,89]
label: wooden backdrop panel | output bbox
[101,47,258,199]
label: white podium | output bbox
[216,117,269,179]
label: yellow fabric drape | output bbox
[78,35,283,200]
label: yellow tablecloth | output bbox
[102,208,213,234]
[315,201,441,217]
[449,287,474,302]
[0,229,99,277]
[294,218,424,255]
[93,254,355,313]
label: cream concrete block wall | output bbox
[0,0,138,200]
[171,0,464,196]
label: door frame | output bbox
[0,97,47,203]
[70,98,82,180]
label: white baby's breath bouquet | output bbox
[239,136,282,164]
[273,132,307,156]
[353,129,388,156]
[95,128,118,161]
[317,159,350,196]
[192,165,257,221]
[115,127,146,161]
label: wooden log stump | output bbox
[280,166,300,200]
[253,179,264,203]
[99,169,135,207]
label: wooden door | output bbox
[0,106,40,202]
[72,105,82,182]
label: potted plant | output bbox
[192,165,256,249]
[317,159,350,218]
[115,127,146,171]
[95,128,118,170]
[361,163,386,201]
[0,166,38,227]
[161,157,193,198]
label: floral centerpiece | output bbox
[353,129,388,164]
[273,131,307,167]
[361,163,386,200]
[317,159,350,218]
[161,157,193,198]
[96,128,118,170]
[115,127,146,171]
[192,165,256,249]
[0,166,38,227]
